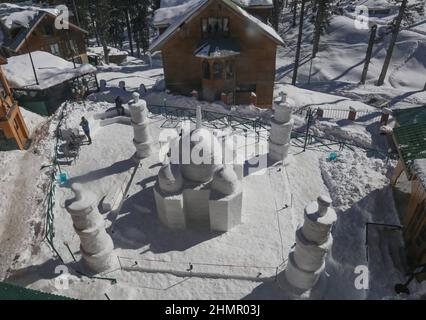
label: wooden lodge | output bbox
[391,106,426,280]
[150,0,283,108]
[0,56,29,150]
[0,3,89,64]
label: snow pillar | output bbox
[348,107,357,121]
[268,94,294,164]
[250,92,257,106]
[129,92,152,162]
[65,183,114,273]
[380,107,392,125]
[284,195,337,292]
[196,106,202,129]
[191,90,199,100]
[221,93,228,105]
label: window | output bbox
[50,43,60,56]
[69,39,78,53]
[201,17,230,37]
[225,61,234,80]
[223,18,229,36]
[202,60,210,79]
[213,61,222,79]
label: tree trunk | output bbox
[102,42,110,65]
[292,0,306,85]
[124,8,134,56]
[312,0,326,58]
[292,0,298,27]
[376,0,408,86]
[360,25,377,84]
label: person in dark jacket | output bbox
[115,96,125,116]
[80,116,92,145]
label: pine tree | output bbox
[272,0,285,31]
[377,0,409,86]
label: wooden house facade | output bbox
[0,56,29,150]
[0,6,88,64]
[391,107,426,280]
[150,0,283,108]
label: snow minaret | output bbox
[65,183,114,273]
[128,92,152,162]
[283,195,337,294]
[268,93,294,164]
[196,105,202,129]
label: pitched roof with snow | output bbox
[154,0,272,26]
[150,0,283,52]
[0,2,87,51]
[2,51,96,91]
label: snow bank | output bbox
[3,51,96,90]
[319,149,392,210]
[20,107,45,136]
[88,46,128,57]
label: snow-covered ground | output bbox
[1,2,426,300]
[1,95,423,300]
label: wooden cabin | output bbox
[0,56,29,150]
[391,107,426,280]
[0,3,89,64]
[2,51,97,116]
[150,0,283,108]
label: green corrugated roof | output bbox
[393,106,426,126]
[393,122,426,174]
[0,282,74,300]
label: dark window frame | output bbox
[213,61,222,80]
[202,60,210,79]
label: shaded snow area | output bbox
[2,99,425,299]
[276,14,426,108]
[3,51,96,90]
[0,108,49,280]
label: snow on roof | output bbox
[150,0,283,51]
[153,0,204,26]
[355,0,394,9]
[413,159,426,191]
[232,0,273,7]
[2,51,96,91]
[154,0,272,26]
[0,2,59,30]
[88,46,128,57]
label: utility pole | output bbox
[25,37,39,86]
[360,24,377,85]
[292,0,306,85]
[376,0,408,86]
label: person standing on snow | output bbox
[115,96,125,116]
[80,116,92,145]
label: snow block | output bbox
[209,190,243,232]
[183,185,211,227]
[154,185,186,230]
